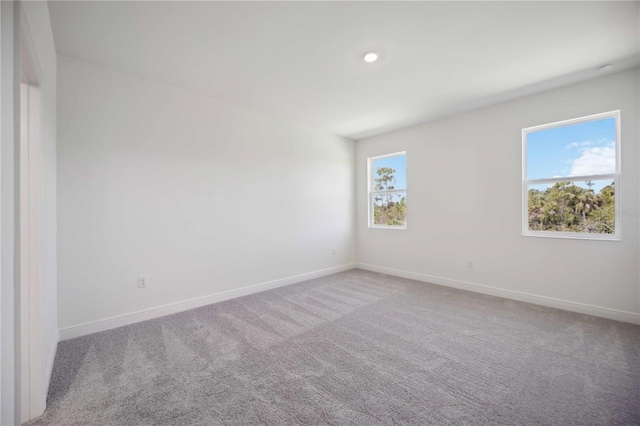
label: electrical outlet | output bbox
[138,276,148,288]
[332,248,337,255]
[467,260,474,269]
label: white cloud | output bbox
[569,141,615,176]
[565,139,609,150]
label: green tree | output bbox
[373,167,406,226]
[527,180,615,234]
[575,190,599,231]
[374,167,396,205]
[528,189,547,230]
[591,182,615,233]
[545,182,576,231]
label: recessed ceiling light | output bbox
[596,64,615,72]
[363,52,378,63]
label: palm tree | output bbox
[575,190,599,231]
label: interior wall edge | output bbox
[44,330,58,394]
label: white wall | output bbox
[21,0,58,400]
[57,56,355,335]
[356,68,640,322]
[1,2,21,423]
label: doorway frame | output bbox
[19,6,47,422]
[1,1,21,424]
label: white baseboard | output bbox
[59,263,357,340]
[356,263,640,325]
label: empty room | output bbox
[1,1,639,425]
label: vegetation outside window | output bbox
[522,111,620,240]
[368,152,407,229]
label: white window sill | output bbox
[369,225,407,230]
[523,231,620,241]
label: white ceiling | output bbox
[48,1,639,140]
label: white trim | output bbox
[521,110,622,133]
[356,263,640,325]
[19,81,29,424]
[1,2,22,424]
[526,174,616,185]
[523,229,620,241]
[20,81,47,423]
[370,225,407,230]
[367,151,406,162]
[370,189,406,196]
[522,110,621,240]
[18,7,48,420]
[59,263,357,340]
[18,8,43,86]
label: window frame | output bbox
[368,151,407,230]
[521,110,621,241]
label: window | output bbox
[368,152,407,229]
[522,111,620,240]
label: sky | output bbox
[371,153,406,190]
[526,116,616,192]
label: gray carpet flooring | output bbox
[29,269,639,425]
